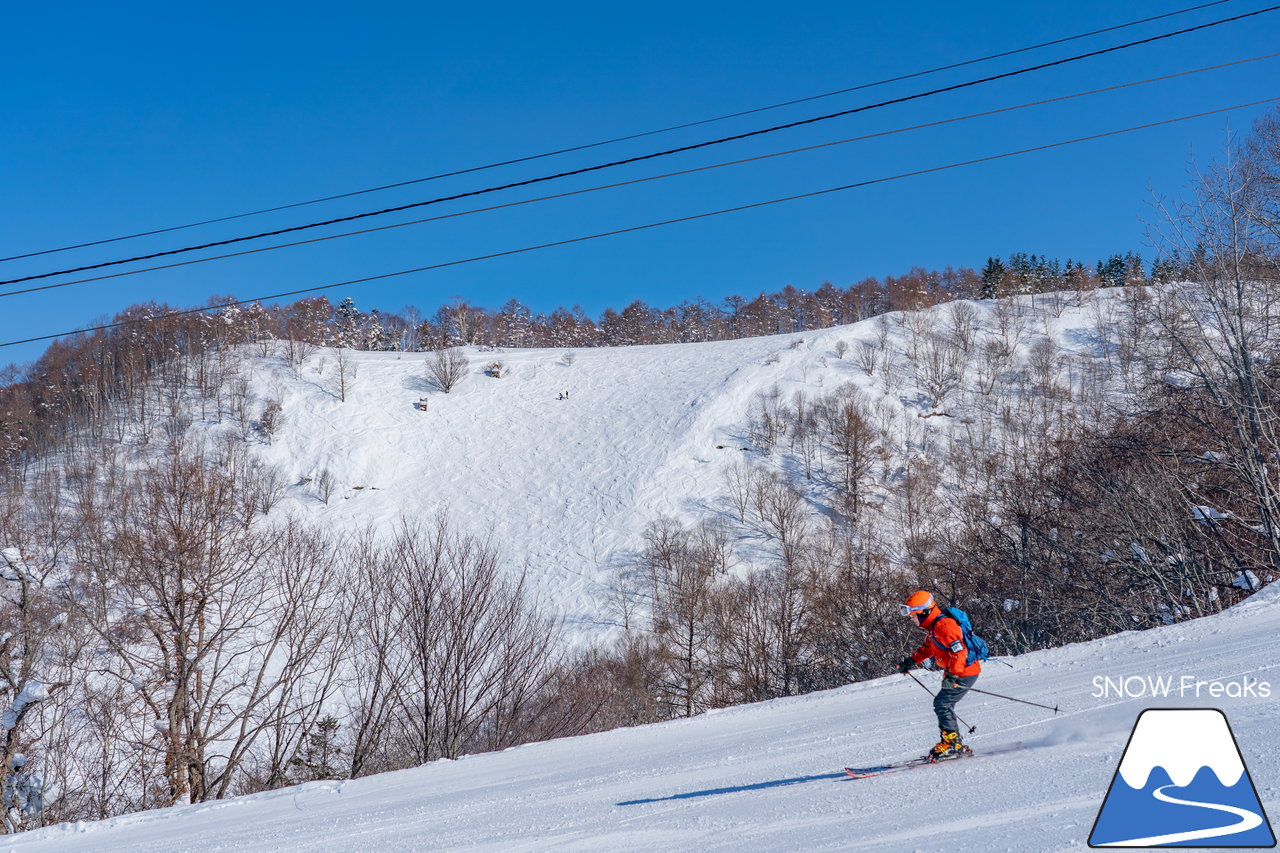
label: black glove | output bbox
[941,673,962,690]
[897,657,915,674]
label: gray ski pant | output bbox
[934,674,978,732]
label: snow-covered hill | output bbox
[217,290,1121,640]
[11,560,1277,852]
[238,332,802,637]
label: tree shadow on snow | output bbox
[617,772,847,806]
[400,374,435,394]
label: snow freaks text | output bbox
[1091,676,1272,700]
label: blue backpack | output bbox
[931,607,991,667]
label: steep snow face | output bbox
[236,334,806,638]
[10,570,1277,852]
[1117,709,1245,789]
[211,290,1126,643]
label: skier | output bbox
[895,589,981,761]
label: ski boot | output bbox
[928,729,971,762]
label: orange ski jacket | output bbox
[911,609,982,678]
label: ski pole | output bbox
[966,685,1059,714]
[905,670,977,734]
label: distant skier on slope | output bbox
[895,589,982,761]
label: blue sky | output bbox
[2,0,1277,365]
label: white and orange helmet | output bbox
[899,589,937,620]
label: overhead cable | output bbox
[3,2,1276,290]
[0,0,1243,265]
[3,52,1274,301]
[3,94,1275,350]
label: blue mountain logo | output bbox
[1090,708,1275,848]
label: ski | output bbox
[844,740,1023,779]
[844,750,971,779]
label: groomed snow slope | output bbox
[13,583,1277,852]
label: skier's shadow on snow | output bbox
[617,772,847,806]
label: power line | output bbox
[3,94,1274,351]
[0,0,1243,266]
[4,3,1276,291]
[4,52,1274,301]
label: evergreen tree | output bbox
[1096,255,1127,288]
[1150,252,1185,284]
[980,257,1004,299]
[1123,252,1147,286]
[334,297,361,348]
[291,716,343,783]
[1007,252,1035,294]
[497,299,533,347]
[365,308,386,351]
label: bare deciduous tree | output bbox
[915,335,965,410]
[75,444,350,806]
[855,339,880,376]
[818,385,878,519]
[333,348,357,402]
[751,472,811,567]
[317,468,336,504]
[256,398,284,443]
[722,460,761,524]
[427,348,469,394]
[748,386,783,452]
[1144,114,1280,571]
[348,517,558,769]
[946,300,980,353]
[635,518,726,717]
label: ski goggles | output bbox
[899,596,934,617]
